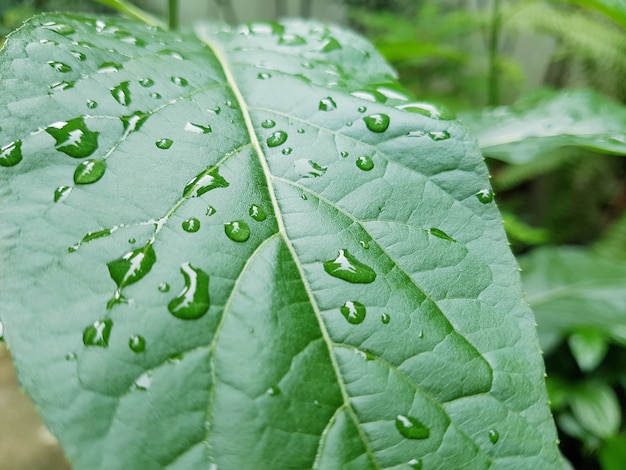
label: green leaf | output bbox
[0,14,564,469]
[459,89,626,164]
[569,382,621,440]
[600,433,626,470]
[558,0,626,29]
[568,329,609,372]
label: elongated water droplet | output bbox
[48,61,72,73]
[183,168,229,197]
[381,313,390,324]
[107,243,156,288]
[0,140,22,167]
[294,159,328,178]
[340,301,366,324]
[267,130,288,147]
[397,102,455,120]
[121,111,149,132]
[356,156,374,171]
[81,228,115,244]
[224,220,250,242]
[40,39,59,45]
[266,385,281,396]
[301,193,308,200]
[139,77,154,87]
[50,80,75,91]
[363,113,390,133]
[97,62,122,73]
[257,72,272,80]
[185,122,212,134]
[261,119,276,129]
[129,335,146,352]
[429,228,456,242]
[46,117,99,158]
[182,218,200,233]
[83,319,113,347]
[324,249,376,283]
[168,263,210,320]
[71,50,86,61]
[279,34,306,45]
[171,76,188,86]
[352,90,386,103]
[206,205,216,216]
[319,96,337,111]
[249,204,267,221]
[74,159,105,184]
[54,185,72,202]
[488,429,499,444]
[156,138,173,149]
[476,189,494,204]
[396,414,429,439]
[158,49,184,60]
[86,100,98,109]
[158,282,170,293]
[111,81,131,106]
[428,130,450,141]
[281,147,293,155]
[42,22,75,35]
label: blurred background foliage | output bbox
[2,1,626,469]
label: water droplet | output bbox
[107,243,156,288]
[321,36,342,52]
[0,321,4,342]
[97,62,122,73]
[168,262,210,320]
[363,113,390,133]
[356,156,374,171]
[488,429,499,444]
[428,130,450,141]
[184,122,212,134]
[301,193,308,200]
[279,34,306,45]
[261,119,276,129]
[49,80,76,91]
[83,319,113,347]
[346,121,353,127]
[319,97,337,111]
[183,168,229,197]
[429,228,456,242]
[249,204,267,221]
[294,159,328,178]
[129,335,146,352]
[171,76,188,86]
[42,22,75,35]
[418,329,424,339]
[408,458,423,469]
[74,159,106,184]
[340,301,366,324]
[324,249,376,284]
[266,385,281,396]
[157,49,184,60]
[158,282,170,292]
[297,128,305,134]
[46,117,99,158]
[213,106,221,115]
[224,220,250,242]
[53,185,72,202]
[111,81,131,106]
[357,106,367,113]
[150,92,162,99]
[267,130,288,147]
[395,414,429,440]
[351,90,386,103]
[134,372,152,391]
[156,138,173,149]
[39,39,59,45]
[121,111,149,133]
[359,240,370,249]
[71,50,86,61]
[206,205,216,216]
[182,218,200,233]
[476,189,495,204]
[0,140,23,167]
[86,99,98,109]
[65,352,76,361]
[381,313,390,324]
[139,77,154,87]
[225,100,237,109]
[281,147,293,156]
[47,61,72,73]
[397,102,455,120]
[257,72,272,80]
[128,237,136,244]
[339,151,349,158]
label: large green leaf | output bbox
[0,14,564,469]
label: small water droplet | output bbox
[46,117,99,158]
[129,335,146,353]
[157,49,184,60]
[266,385,281,396]
[74,159,106,184]
[261,119,276,129]
[158,282,170,293]
[71,50,86,61]
[340,301,366,324]
[301,193,308,200]
[395,414,429,440]
[294,159,327,178]
[351,90,386,103]
[359,240,370,249]
[319,97,337,111]
[340,151,349,158]
[139,77,154,87]
[257,72,272,80]
[488,429,499,444]
[224,220,250,242]
[134,372,152,391]
[418,329,424,339]
[249,204,267,221]
[65,352,76,361]
[83,319,113,347]
[53,185,72,202]
[324,249,376,284]
[321,36,342,52]
[363,113,390,133]
[279,34,306,45]
[0,321,4,342]
[121,111,149,133]
[49,80,76,92]
[213,106,221,115]
[475,189,495,204]
[107,243,156,289]
[39,39,59,45]
[297,128,305,134]
[408,458,423,469]
[206,205,216,216]
[184,168,229,197]
[182,218,200,233]
[111,81,131,106]
[150,92,162,99]
[168,262,211,320]
[42,22,75,35]
[155,138,173,149]
[0,140,23,167]
[267,130,288,147]
[428,130,450,141]
[86,99,98,109]
[225,100,237,109]
[356,156,374,171]
[429,228,456,242]
[47,61,72,73]
[128,237,136,244]
[97,62,122,73]
[184,122,212,134]
[381,313,391,324]
[171,76,188,86]
[357,106,367,113]
[281,147,293,155]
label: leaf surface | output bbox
[0,14,564,469]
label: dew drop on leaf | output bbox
[50,81,76,92]
[279,34,306,45]
[381,313,391,324]
[363,113,390,133]
[73,159,106,185]
[150,92,162,99]
[261,119,276,129]
[39,39,58,45]
[224,220,250,242]
[266,386,281,396]
[395,414,430,440]
[340,301,366,324]
[86,99,98,109]
[65,352,76,361]
[213,106,221,115]
[301,193,308,200]
[42,22,75,35]
[249,204,267,221]
[171,76,188,86]
[356,155,374,171]
[182,218,200,233]
[155,138,173,149]
[134,372,152,391]
[319,96,337,111]
[475,189,495,204]
[297,128,305,134]
[47,61,72,73]
[183,168,229,197]
[324,249,376,284]
[184,122,212,134]
[121,111,149,133]
[138,77,154,87]
[428,130,450,141]
[340,151,349,158]
[321,36,342,52]
[97,62,122,73]
[408,458,423,469]
[281,147,293,156]
[428,228,456,242]
[45,117,99,158]
[107,243,157,288]
[129,335,146,353]
[0,140,23,167]
[168,262,210,320]
[267,130,288,147]
[206,205,216,216]
[158,282,170,293]
[71,50,86,61]
[357,106,367,113]
[488,429,499,444]
[82,319,113,347]
[53,185,72,203]
[111,81,131,106]
[294,159,327,178]
[359,240,369,249]
[397,102,455,120]
[257,72,271,80]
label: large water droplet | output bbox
[396,414,429,439]
[171,76,188,86]
[224,220,250,242]
[267,130,288,147]
[83,319,113,347]
[182,218,200,233]
[183,168,229,197]
[111,81,131,106]
[185,122,212,134]
[428,228,456,242]
[46,117,99,158]
[340,301,366,324]
[294,159,328,178]
[261,119,276,129]
[363,114,390,133]
[121,111,149,132]
[129,335,146,353]
[319,97,337,111]
[156,138,173,149]
[107,243,156,288]
[48,61,72,73]
[356,156,374,171]
[249,204,267,221]
[168,262,210,320]
[0,140,22,167]
[324,249,376,283]
[476,189,495,204]
[54,185,72,203]
[488,429,499,444]
[74,159,106,184]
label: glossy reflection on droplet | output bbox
[396,414,430,440]
[340,301,366,324]
[319,96,337,111]
[281,147,293,156]
[42,22,75,35]
[261,119,276,129]
[184,122,212,134]
[107,243,156,288]
[249,204,267,221]
[224,220,250,242]
[0,140,23,167]
[46,117,99,158]
[74,159,106,184]
[324,249,376,284]
[356,155,374,171]
[83,319,113,347]
[155,138,173,149]
[294,159,328,178]
[257,72,272,80]
[266,385,281,396]
[111,81,131,106]
[476,188,495,204]
[182,218,200,233]
[171,76,188,86]
[267,130,288,147]
[363,113,390,133]
[53,185,72,203]
[48,61,72,73]
[168,262,210,320]
[129,335,146,353]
